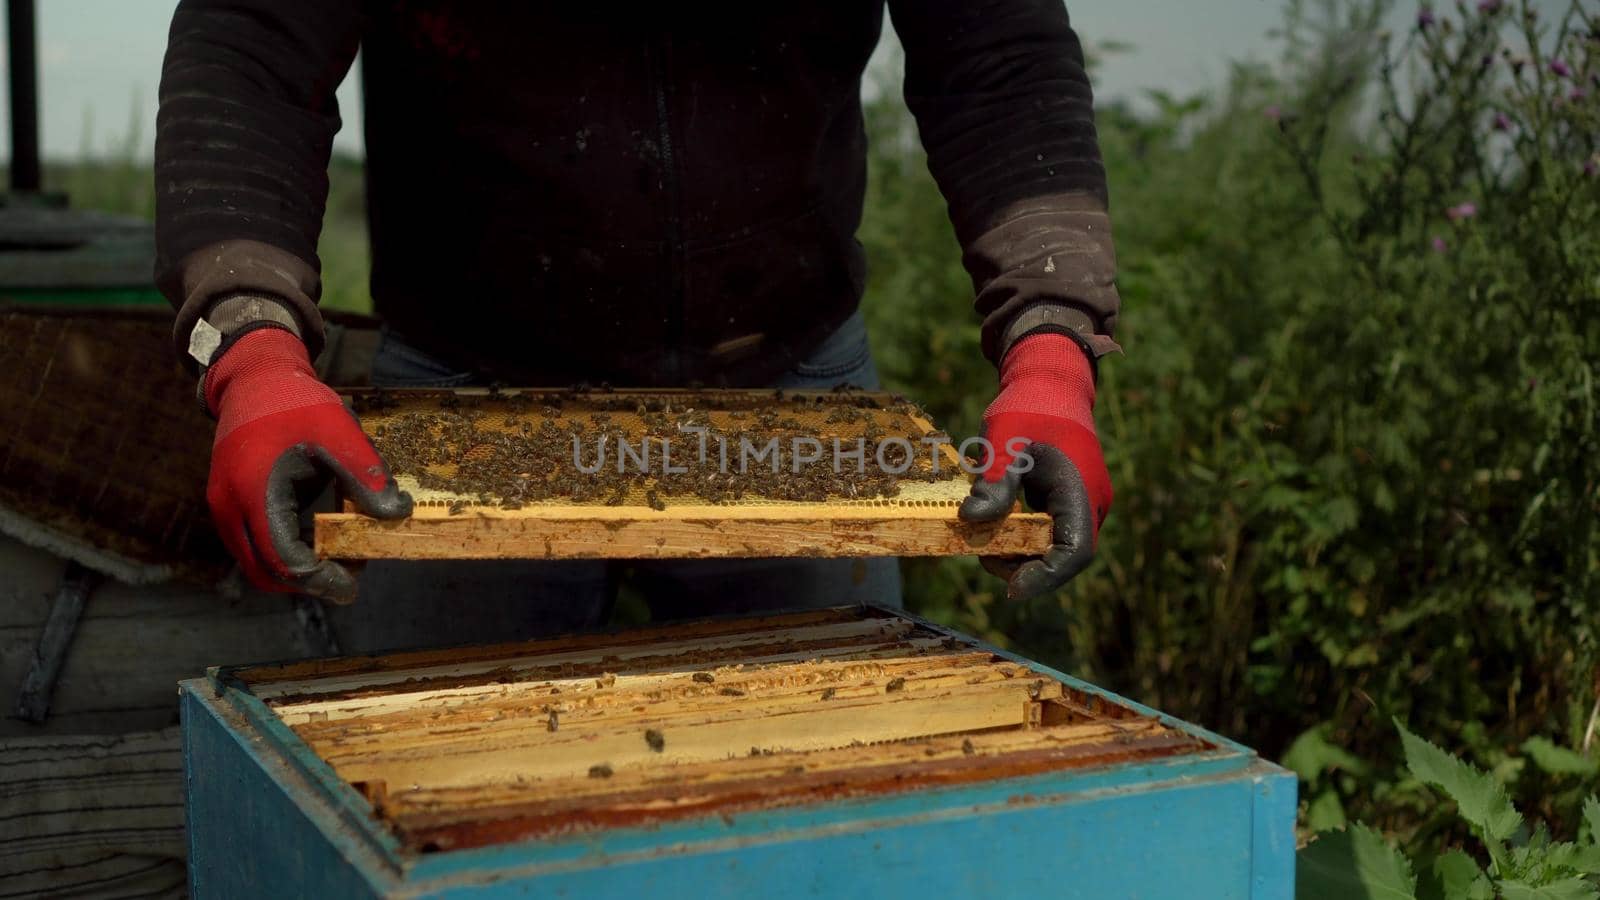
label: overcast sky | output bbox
[0,0,1472,161]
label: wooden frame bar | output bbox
[314,388,1053,561]
[315,503,1051,559]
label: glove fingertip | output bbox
[359,484,413,520]
[979,555,1024,582]
[959,473,1019,523]
[297,560,361,605]
[1006,560,1052,602]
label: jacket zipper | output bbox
[649,33,685,377]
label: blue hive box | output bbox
[181,606,1295,898]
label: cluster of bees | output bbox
[362,390,944,511]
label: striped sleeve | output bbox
[153,0,366,366]
[888,0,1122,364]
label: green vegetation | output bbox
[22,0,1598,879]
[1300,720,1600,899]
[865,0,1600,878]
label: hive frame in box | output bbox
[180,606,1296,899]
[313,388,1054,561]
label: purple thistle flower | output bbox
[1430,235,1449,254]
[1492,111,1513,131]
[1446,202,1478,221]
[1550,59,1572,78]
[1418,6,1436,28]
[1476,0,1502,12]
[1573,87,1589,103]
[1263,105,1282,122]
[1584,157,1599,177]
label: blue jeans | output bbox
[331,311,903,653]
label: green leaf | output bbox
[1540,841,1600,876]
[1522,738,1599,776]
[1307,789,1349,832]
[1284,724,1373,785]
[1582,798,1600,848]
[1498,879,1600,900]
[1297,824,1417,900]
[1397,719,1523,842]
[1415,849,1490,900]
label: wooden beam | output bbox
[315,505,1051,560]
[319,680,1061,789]
[274,651,1003,727]
[250,616,927,701]
[289,658,1033,749]
[388,719,1176,816]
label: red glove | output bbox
[204,327,411,602]
[959,332,1112,600]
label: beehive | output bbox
[314,388,1053,561]
[181,607,1297,898]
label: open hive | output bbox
[315,388,1052,560]
[225,607,1217,854]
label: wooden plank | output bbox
[0,535,323,738]
[386,719,1174,816]
[315,505,1051,560]
[408,735,1210,852]
[273,650,1002,726]
[289,658,1035,748]
[385,729,1212,852]
[257,635,961,708]
[249,616,927,701]
[0,728,185,869]
[318,680,1058,789]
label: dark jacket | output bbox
[155,0,1120,386]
